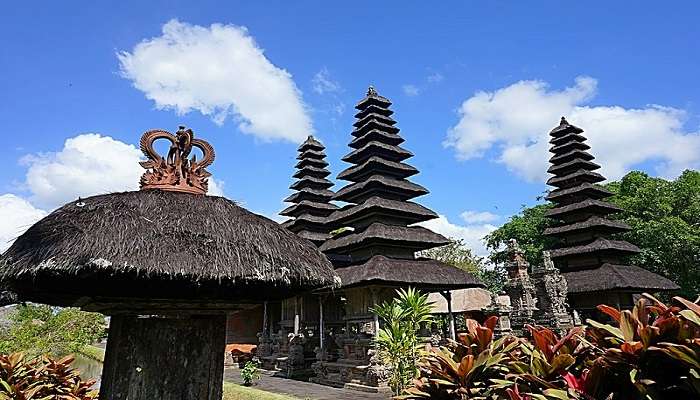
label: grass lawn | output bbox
[223,382,303,400]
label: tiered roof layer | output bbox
[544,118,677,292]
[321,87,482,290]
[281,136,338,246]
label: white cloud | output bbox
[0,194,46,253]
[460,210,499,224]
[402,84,420,97]
[445,76,700,181]
[118,19,313,143]
[427,72,443,83]
[312,67,341,95]
[418,214,496,256]
[20,133,225,210]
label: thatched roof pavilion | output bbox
[0,126,337,400]
[543,117,678,312]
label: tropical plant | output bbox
[404,294,700,400]
[240,361,260,386]
[372,288,434,395]
[0,352,97,399]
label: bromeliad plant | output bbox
[0,352,97,399]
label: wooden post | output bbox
[318,295,325,351]
[371,288,380,337]
[100,314,226,400]
[262,301,268,336]
[442,291,456,341]
[293,296,300,335]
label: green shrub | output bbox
[241,361,260,386]
[0,352,97,399]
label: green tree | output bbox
[0,304,106,358]
[485,170,700,299]
[421,239,507,293]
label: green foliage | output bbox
[0,352,97,399]
[0,304,106,358]
[240,361,260,386]
[371,288,434,395]
[420,239,507,293]
[485,170,700,298]
[404,294,700,400]
[485,204,556,267]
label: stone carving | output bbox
[139,126,215,195]
[366,348,390,387]
[503,239,538,335]
[287,333,306,368]
[483,292,513,337]
[531,251,574,333]
[256,332,273,357]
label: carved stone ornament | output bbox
[139,126,215,195]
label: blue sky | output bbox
[1,1,699,253]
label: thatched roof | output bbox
[549,149,595,164]
[546,169,605,188]
[279,200,337,217]
[334,174,428,203]
[549,118,583,136]
[0,190,337,309]
[319,222,449,254]
[549,238,640,259]
[337,156,418,182]
[349,130,404,149]
[283,187,334,203]
[352,119,400,137]
[545,182,612,202]
[563,264,679,293]
[342,141,413,164]
[355,104,394,119]
[550,140,590,154]
[356,88,392,109]
[298,136,324,152]
[335,255,483,290]
[353,112,396,128]
[545,199,622,218]
[547,158,601,175]
[292,165,331,179]
[550,132,587,146]
[325,196,438,227]
[544,216,631,236]
[289,176,333,190]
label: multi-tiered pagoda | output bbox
[281,136,338,245]
[257,136,340,378]
[544,117,677,313]
[311,87,483,391]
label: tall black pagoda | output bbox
[544,117,677,312]
[311,87,483,391]
[281,136,338,246]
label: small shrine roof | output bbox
[563,264,679,293]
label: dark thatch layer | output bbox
[547,158,601,175]
[352,119,400,137]
[543,216,631,236]
[0,190,337,306]
[356,93,391,109]
[325,196,438,226]
[546,169,605,188]
[337,156,418,182]
[295,158,328,169]
[292,165,331,179]
[296,230,330,244]
[283,188,334,203]
[353,112,396,128]
[349,130,404,149]
[282,214,328,230]
[298,136,324,152]
[335,255,484,290]
[546,183,612,202]
[297,149,326,160]
[319,222,449,254]
[355,104,393,119]
[550,140,590,154]
[549,149,595,164]
[280,200,337,217]
[289,176,334,190]
[333,174,429,203]
[342,141,413,164]
[550,121,583,136]
[549,238,640,259]
[545,199,622,218]
[550,132,586,146]
[563,264,679,293]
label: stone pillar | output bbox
[318,295,325,351]
[294,296,300,335]
[101,314,226,400]
[262,301,269,336]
